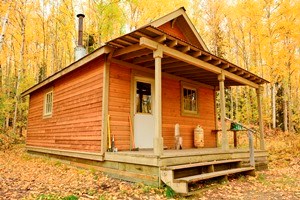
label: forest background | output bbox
[0,0,299,141]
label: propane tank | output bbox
[194,125,204,148]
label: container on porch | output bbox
[194,125,204,148]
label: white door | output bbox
[133,78,155,149]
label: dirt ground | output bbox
[0,142,299,200]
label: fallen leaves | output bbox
[1,132,300,200]
[0,146,166,199]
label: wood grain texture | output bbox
[158,22,187,41]
[26,57,104,152]
[107,63,216,151]
[162,77,216,149]
[108,63,131,150]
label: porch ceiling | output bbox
[107,26,269,87]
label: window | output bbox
[44,90,53,117]
[181,83,198,116]
[136,81,152,114]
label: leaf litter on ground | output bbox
[0,131,299,199]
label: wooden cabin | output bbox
[22,8,269,194]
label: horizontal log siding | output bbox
[26,58,104,152]
[162,77,216,149]
[158,22,187,41]
[107,63,216,150]
[108,63,131,150]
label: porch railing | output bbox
[225,117,256,167]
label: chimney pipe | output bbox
[77,14,85,46]
[75,13,87,61]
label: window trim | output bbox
[181,82,199,117]
[43,88,53,118]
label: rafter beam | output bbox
[124,35,139,42]
[120,49,151,60]
[110,42,125,48]
[113,35,167,58]
[229,67,237,72]
[155,34,167,43]
[220,63,230,69]
[116,39,133,46]
[163,62,188,70]
[171,68,204,75]
[201,55,212,61]
[171,18,177,28]
[140,37,259,88]
[210,60,221,65]
[113,44,143,57]
[178,45,190,53]
[167,40,178,48]
[191,51,202,57]
[236,70,244,75]
[132,55,153,64]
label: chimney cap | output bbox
[77,13,85,18]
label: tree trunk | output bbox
[13,13,26,134]
[271,85,276,129]
[283,97,288,132]
[230,87,234,119]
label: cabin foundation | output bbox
[27,146,268,187]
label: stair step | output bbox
[174,167,255,183]
[162,159,242,170]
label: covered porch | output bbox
[103,25,269,156]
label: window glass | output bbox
[44,91,53,116]
[136,81,152,114]
[183,88,197,112]
[181,83,198,116]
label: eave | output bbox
[107,26,269,88]
[21,46,113,97]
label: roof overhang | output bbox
[147,7,209,51]
[22,23,268,97]
[107,26,269,88]
[21,46,113,96]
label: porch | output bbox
[105,148,268,168]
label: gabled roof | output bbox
[22,8,268,97]
[146,7,209,51]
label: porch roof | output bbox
[107,25,269,88]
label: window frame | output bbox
[43,88,53,118]
[181,82,199,117]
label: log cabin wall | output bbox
[26,57,104,152]
[162,77,216,148]
[108,63,216,151]
[108,63,132,150]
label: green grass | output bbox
[36,194,78,200]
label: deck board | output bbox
[162,159,242,170]
[174,167,254,183]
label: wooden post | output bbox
[214,87,219,147]
[153,47,163,156]
[218,72,229,150]
[248,131,255,167]
[101,52,113,154]
[256,85,265,150]
[233,131,237,148]
[214,87,218,130]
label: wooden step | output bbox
[174,167,255,183]
[162,159,242,170]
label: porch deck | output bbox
[105,148,268,168]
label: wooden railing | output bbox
[225,117,256,167]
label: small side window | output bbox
[181,82,198,116]
[44,90,53,117]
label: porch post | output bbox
[218,72,229,150]
[256,85,265,150]
[153,47,163,156]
